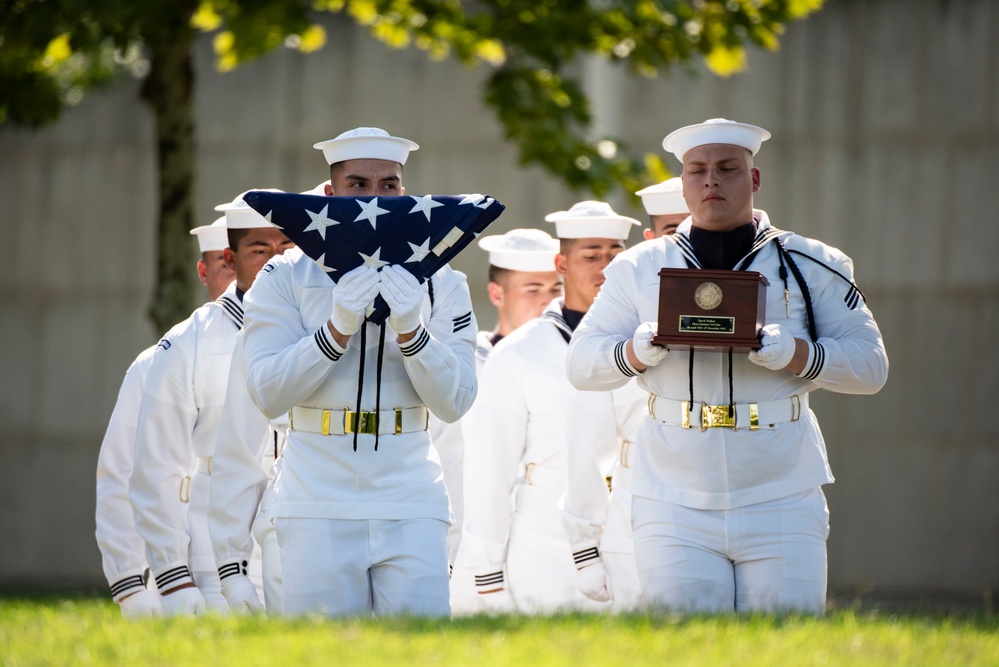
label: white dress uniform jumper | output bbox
[208,329,287,613]
[460,299,611,614]
[566,212,888,613]
[446,329,500,615]
[95,345,162,612]
[129,283,244,612]
[561,377,646,611]
[242,248,478,617]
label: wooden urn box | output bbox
[652,268,769,351]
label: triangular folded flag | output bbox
[242,192,505,325]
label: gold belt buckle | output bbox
[524,462,536,485]
[700,404,736,431]
[345,410,379,435]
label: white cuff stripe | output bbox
[614,340,638,377]
[400,327,430,357]
[110,575,145,599]
[573,546,601,567]
[314,327,343,362]
[154,565,193,591]
[801,341,825,380]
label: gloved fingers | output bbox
[632,321,669,367]
[336,266,381,299]
[379,265,421,303]
[119,589,161,619]
[338,264,378,286]
[577,561,613,603]
[160,587,206,616]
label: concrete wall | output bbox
[1,0,997,595]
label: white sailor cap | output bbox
[189,216,228,253]
[477,228,560,272]
[544,200,640,240]
[214,189,281,229]
[635,177,688,216]
[662,118,771,162]
[313,127,419,166]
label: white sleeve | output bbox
[792,251,889,394]
[457,349,524,572]
[397,271,478,424]
[208,333,269,571]
[129,333,196,587]
[243,264,344,420]
[560,389,617,553]
[95,348,154,601]
[567,258,644,392]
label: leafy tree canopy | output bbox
[1,0,823,195]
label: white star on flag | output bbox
[359,247,390,269]
[354,198,390,229]
[316,253,336,273]
[408,194,445,221]
[404,239,431,264]
[303,204,339,240]
[458,194,486,206]
[263,210,282,228]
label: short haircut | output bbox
[226,228,250,251]
[488,265,512,285]
[329,162,345,182]
[559,238,577,254]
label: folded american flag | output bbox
[242,192,505,324]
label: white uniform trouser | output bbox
[603,551,641,613]
[632,487,829,615]
[252,481,282,614]
[277,517,450,617]
[507,484,609,614]
[603,467,640,612]
[189,470,228,613]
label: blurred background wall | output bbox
[1,0,997,597]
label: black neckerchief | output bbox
[689,221,757,270]
[489,331,504,347]
[235,286,245,302]
[561,306,586,332]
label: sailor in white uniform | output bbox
[566,119,888,614]
[559,180,689,612]
[636,177,689,240]
[242,128,478,617]
[208,188,322,615]
[130,197,293,616]
[460,201,639,614]
[447,228,562,615]
[95,219,233,618]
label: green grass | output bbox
[2,595,999,667]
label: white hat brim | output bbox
[313,135,419,166]
[550,217,638,240]
[663,120,771,161]
[488,250,558,272]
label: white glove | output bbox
[576,561,613,603]
[379,265,425,334]
[476,586,517,615]
[220,574,263,615]
[748,323,798,371]
[632,321,669,368]
[118,589,161,619]
[159,586,206,617]
[330,265,381,336]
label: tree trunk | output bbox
[141,38,198,333]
